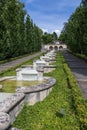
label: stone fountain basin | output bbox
[0,76,45,93]
[0,76,56,107]
[16,76,56,105]
[16,77,56,93]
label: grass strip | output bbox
[13,52,80,130]
[0,56,40,77]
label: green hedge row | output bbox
[68,50,87,62]
[64,63,87,129]
[75,53,87,62]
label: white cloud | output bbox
[42,28,48,33]
[22,0,81,35]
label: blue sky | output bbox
[21,0,81,35]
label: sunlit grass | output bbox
[13,52,80,130]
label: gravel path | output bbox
[0,52,42,72]
[62,51,87,99]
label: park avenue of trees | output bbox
[59,0,87,56]
[0,0,58,61]
[1,0,87,61]
[0,0,43,60]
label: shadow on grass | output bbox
[55,112,64,118]
[55,108,66,118]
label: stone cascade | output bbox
[0,77,56,130]
[33,59,48,69]
[39,51,57,73]
[16,77,56,105]
[16,50,57,81]
[16,68,39,81]
[0,50,57,130]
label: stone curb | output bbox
[16,77,56,93]
[0,112,11,130]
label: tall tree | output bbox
[53,32,58,41]
[25,15,33,53]
[42,33,54,44]
[0,0,42,60]
[59,1,87,55]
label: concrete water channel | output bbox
[62,50,87,99]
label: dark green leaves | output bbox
[59,2,87,55]
[0,0,42,60]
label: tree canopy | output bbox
[59,0,87,55]
[0,0,43,60]
[42,32,58,44]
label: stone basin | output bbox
[0,77,44,93]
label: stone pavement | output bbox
[0,52,42,73]
[62,51,87,99]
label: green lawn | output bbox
[13,52,80,130]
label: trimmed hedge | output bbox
[13,52,80,130]
[68,50,87,62]
[75,53,87,62]
[64,63,87,129]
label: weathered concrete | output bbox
[16,77,56,105]
[0,93,13,102]
[0,76,56,129]
[0,93,25,123]
[0,112,11,130]
[62,51,87,98]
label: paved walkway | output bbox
[62,51,87,99]
[0,52,42,72]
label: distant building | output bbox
[42,43,67,51]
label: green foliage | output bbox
[59,1,87,56]
[0,0,42,60]
[53,32,58,41]
[75,53,87,62]
[68,50,87,62]
[64,63,87,129]
[13,52,80,130]
[42,32,54,44]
